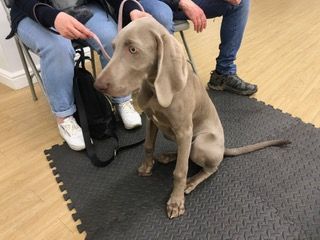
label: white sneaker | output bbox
[57,116,85,151]
[116,100,142,129]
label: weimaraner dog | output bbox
[95,17,289,219]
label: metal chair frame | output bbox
[173,20,197,74]
[1,0,96,101]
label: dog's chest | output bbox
[145,108,168,127]
[144,108,175,140]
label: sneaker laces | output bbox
[59,117,81,137]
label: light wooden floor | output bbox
[1,0,319,239]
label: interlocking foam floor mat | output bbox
[45,91,320,240]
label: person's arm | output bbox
[54,12,94,39]
[107,0,139,18]
[161,0,240,33]
[225,0,241,5]
[107,0,149,25]
[14,0,93,39]
[14,0,60,28]
[178,0,207,33]
[161,0,241,11]
[155,0,206,32]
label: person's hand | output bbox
[54,12,94,40]
[225,0,242,5]
[179,0,206,33]
[130,9,152,21]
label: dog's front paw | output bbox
[167,196,185,219]
[138,160,154,176]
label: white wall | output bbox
[0,4,39,89]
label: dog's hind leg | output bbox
[185,168,217,194]
[185,133,223,194]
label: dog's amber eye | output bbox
[129,47,137,54]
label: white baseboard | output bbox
[0,67,38,90]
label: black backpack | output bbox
[74,50,115,140]
[73,48,144,167]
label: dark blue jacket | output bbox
[7,0,157,38]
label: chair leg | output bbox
[19,40,47,97]
[14,37,38,101]
[179,31,197,74]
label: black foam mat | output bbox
[44,91,320,240]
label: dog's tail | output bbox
[224,139,291,157]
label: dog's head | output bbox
[95,17,188,108]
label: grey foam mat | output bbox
[44,91,320,240]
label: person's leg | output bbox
[85,3,142,129]
[140,0,174,33]
[207,0,257,95]
[84,3,117,68]
[17,17,85,150]
[173,0,247,73]
[17,17,76,117]
[205,0,250,75]
[173,0,257,95]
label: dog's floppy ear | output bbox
[153,32,188,108]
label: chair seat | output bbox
[173,20,190,32]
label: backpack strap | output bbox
[74,49,144,167]
[73,54,117,167]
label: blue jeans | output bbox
[17,3,130,118]
[143,0,250,75]
[140,0,174,33]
